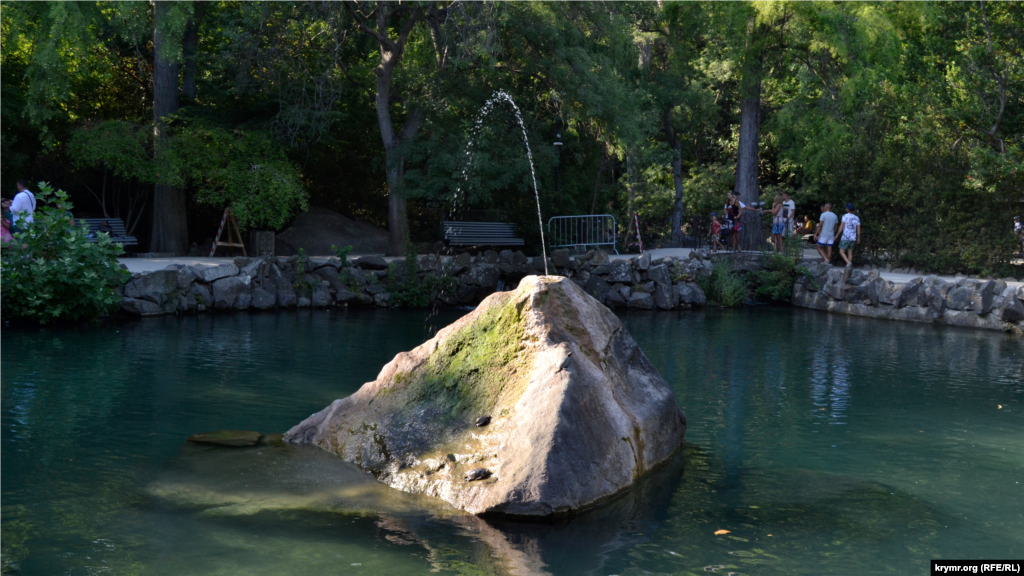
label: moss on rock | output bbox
[418,294,531,416]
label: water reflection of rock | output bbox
[377,445,691,576]
[469,449,686,575]
[147,438,691,576]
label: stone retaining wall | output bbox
[116,247,1024,335]
[116,248,713,317]
[791,262,1024,333]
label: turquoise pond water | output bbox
[1,307,1022,575]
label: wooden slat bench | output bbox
[77,218,138,246]
[442,221,525,248]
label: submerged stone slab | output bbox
[187,430,263,447]
[285,276,686,517]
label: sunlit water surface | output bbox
[2,307,1022,575]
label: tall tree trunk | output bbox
[664,109,685,246]
[150,1,188,255]
[375,60,423,256]
[362,4,425,256]
[181,13,199,102]
[735,82,762,251]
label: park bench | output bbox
[77,218,138,246]
[442,221,524,248]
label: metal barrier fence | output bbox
[547,214,619,254]
[682,215,710,249]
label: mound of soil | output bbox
[274,207,389,256]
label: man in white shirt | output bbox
[781,191,796,235]
[11,179,36,230]
[837,203,861,268]
[814,202,838,263]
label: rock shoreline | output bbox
[116,248,713,317]
[115,247,1024,334]
[792,262,1024,333]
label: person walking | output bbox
[770,194,786,252]
[837,203,861,268]
[814,203,838,263]
[10,180,36,233]
[781,191,796,236]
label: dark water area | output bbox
[2,307,1022,575]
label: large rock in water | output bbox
[284,276,686,517]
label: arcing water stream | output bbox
[450,90,548,275]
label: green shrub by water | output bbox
[749,236,812,302]
[1,184,130,323]
[386,245,457,308]
[331,244,353,268]
[699,261,748,307]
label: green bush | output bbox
[1,184,130,323]
[750,254,799,302]
[331,244,353,267]
[749,236,810,302]
[699,261,748,307]
[292,248,318,296]
[387,246,458,308]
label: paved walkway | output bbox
[626,248,1023,287]
[120,248,1022,288]
[118,255,361,274]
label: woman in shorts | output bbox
[769,194,786,252]
[724,192,761,251]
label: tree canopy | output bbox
[2,1,1021,272]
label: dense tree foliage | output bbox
[2,1,1021,272]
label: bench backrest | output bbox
[442,221,524,247]
[77,218,138,245]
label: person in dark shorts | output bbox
[837,203,861,267]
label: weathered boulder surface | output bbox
[124,269,178,303]
[284,276,686,517]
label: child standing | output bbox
[837,203,861,267]
[710,213,723,252]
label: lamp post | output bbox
[554,132,563,192]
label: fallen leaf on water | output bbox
[714,530,730,535]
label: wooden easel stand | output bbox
[209,207,248,257]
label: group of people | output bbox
[2,180,36,244]
[707,190,862,267]
[709,190,801,253]
[811,202,861,267]
[709,190,794,252]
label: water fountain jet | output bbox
[451,90,548,275]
